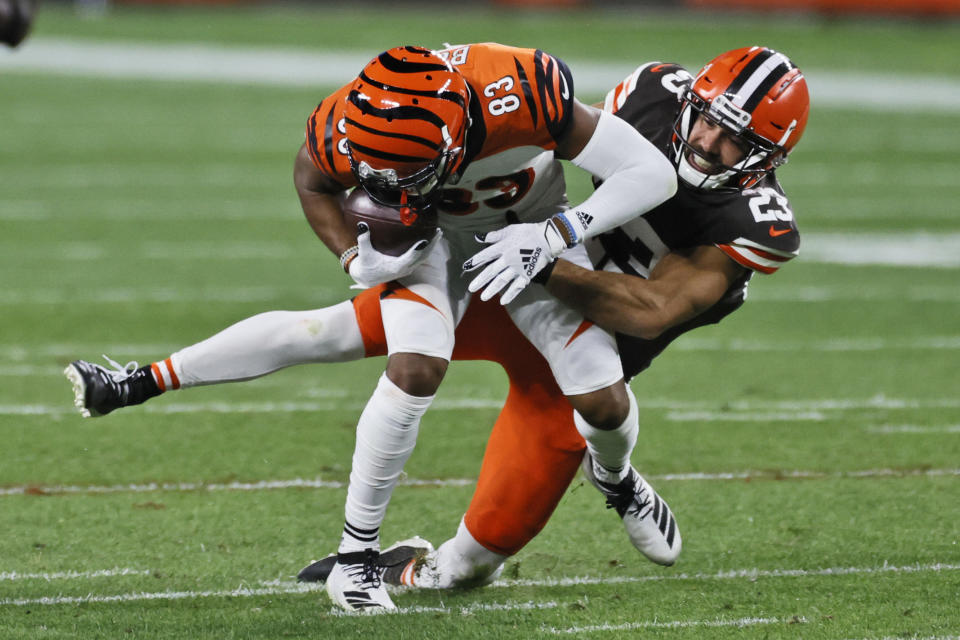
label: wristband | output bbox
[339,245,359,273]
[550,213,580,247]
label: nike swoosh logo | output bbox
[769,226,792,237]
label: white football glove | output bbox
[463,219,568,305]
[348,223,442,289]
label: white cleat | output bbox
[413,540,505,590]
[581,453,682,566]
[325,549,397,613]
[298,536,434,585]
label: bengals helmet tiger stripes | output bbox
[344,46,472,215]
[673,46,810,191]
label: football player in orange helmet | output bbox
[65,46,809,604]
[673,46,809,191]
[340,50,471,218]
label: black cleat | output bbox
[298,536,433,586]
[64,357,160,418]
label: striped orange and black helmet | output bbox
[344,46,471,213]
[673,46,810,191]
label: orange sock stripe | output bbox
[150,362,166,392]
[164,358,181,390]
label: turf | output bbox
[1,5,958,639]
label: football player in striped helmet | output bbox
[65,46,809,602]
[340,51,470,217]
[292,44,677,611]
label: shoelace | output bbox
[604,474,653,519]
[100,354,140,382]
[345,549,383,589]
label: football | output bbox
[340,189,438,257]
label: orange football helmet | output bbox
[673,46,810,190]
[344,46,471,214]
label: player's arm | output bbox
[294,142,437,286]
[293,142,356,259]
[465,99,677,304]
[544,246,747,339]
[552,99,677,242]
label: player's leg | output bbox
[415,315,585,587]
[64,301,366,418]
[299,297,587,589]
[328,244,458,611]
[506,246,681,566]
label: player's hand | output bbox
[463,220,568,305]
[348,223,442,288]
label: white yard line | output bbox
[496,561,960,588]
[865,425,960,434]
[4,38,960,113]
[329,600,560,617]
[7,233,960,269]
[670,336,960,352]
[0,286,326,306]
[0,476,474,497]
[4,338,960,362]
[0,583,317,607]
[799,232,960,269]
[666,410,828,422]
[0,567,150,582]
[0,398,508,416]
[6,393,960,416]
[846,636,960,640]
[2,561,955,608]
[655,469,960,481]
[2,468,956,498]
[3,283,960,307]
[544,616,792,634]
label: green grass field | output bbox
[1,5,958,639]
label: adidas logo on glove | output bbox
[520,247,542,276]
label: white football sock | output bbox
[167,302,365,388]
[414,519,506,588]
[573,385,639,483]
[339,373,434,553]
